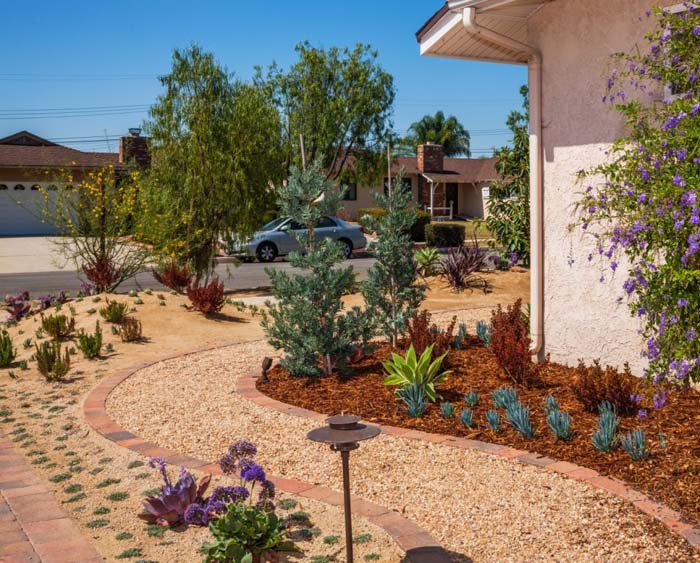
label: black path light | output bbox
[307,414,380,563]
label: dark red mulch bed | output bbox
[257,338,700,529]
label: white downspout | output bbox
[461,6,544,357]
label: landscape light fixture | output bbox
[307,414,380,563]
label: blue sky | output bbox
[1,1,526,156]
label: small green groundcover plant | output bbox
[576,6,700,391]
[0,330,16,367]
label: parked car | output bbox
[228,216,367,262]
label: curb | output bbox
[237,372,700,551]
[82,342,451,563]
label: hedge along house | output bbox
[338,143,498,221]
[417,0,683,373]
[0,129,149,236]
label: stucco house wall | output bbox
[527,0,679,373]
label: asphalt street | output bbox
[0,257,376,297]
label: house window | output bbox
[384,177,412,195]
[343,183,357,201]
[14,184,25,191]
[0,184,7,191]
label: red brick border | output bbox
[236,372,700,551]
[0,433,102,563]
[83,341,451,563]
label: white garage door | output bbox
[0,184,59,236]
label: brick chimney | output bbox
[119,128,150,168]
[417,143,444,173]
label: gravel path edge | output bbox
[237,372,700,552]
[82,341,451,563]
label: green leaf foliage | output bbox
[486,85,530,264]
[202,503,297,563]
[141,44,283,277]
[361,174,425,346]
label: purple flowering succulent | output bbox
[139,458,211,526]
[4,290,31,322]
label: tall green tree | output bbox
[141,44,283,277]
[406,111,471,157]
[486,86,530,264]
[261,42,395,180]
[261,162,368,377]
[361,174,425,346]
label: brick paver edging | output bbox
[0,432,102,563]
[82,340,451,563]
[237,372,700,551]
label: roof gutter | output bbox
[460,6,544,356]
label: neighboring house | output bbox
[0,129,148,236]
[417,0,681,374]
[339,143,498,221]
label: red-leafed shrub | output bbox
[153,262,193,294]
[573,360,639,416]
[186,278,225,315]
[490,299,537,385]
[403,310,456,358]
[83,255,123,293]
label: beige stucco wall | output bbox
[528,0,678,373]
[458,181,490,219]
[339,176,419,220]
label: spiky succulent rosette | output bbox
[139,458,211,526]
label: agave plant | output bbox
[139,458,211,526]
[383,344,451,402]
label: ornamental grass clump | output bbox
[440,401,455,418]
[592,402,620,453]
[40,313,75,339]
[546,409,575,441]
[464,389,480,407]
[492,386,518,410]
[486,410,502,433]
[505,401,535,439]
[460,408,474,428]
[76,321,102,359]
[476,320,491,347]
[439,238,488,292]
[397,384,427,418]
[0,330,16,368]
[383,344,451,403]
[262,163,367,377]
[621,429,651,462]
[453,323,469,349]
[577,6,700,387]
[99,300,128,324]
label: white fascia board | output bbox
[419,10,463,56]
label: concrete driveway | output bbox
[0,237,70,274]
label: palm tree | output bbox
[406,111,471,157]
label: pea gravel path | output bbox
[107,310,700,563]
